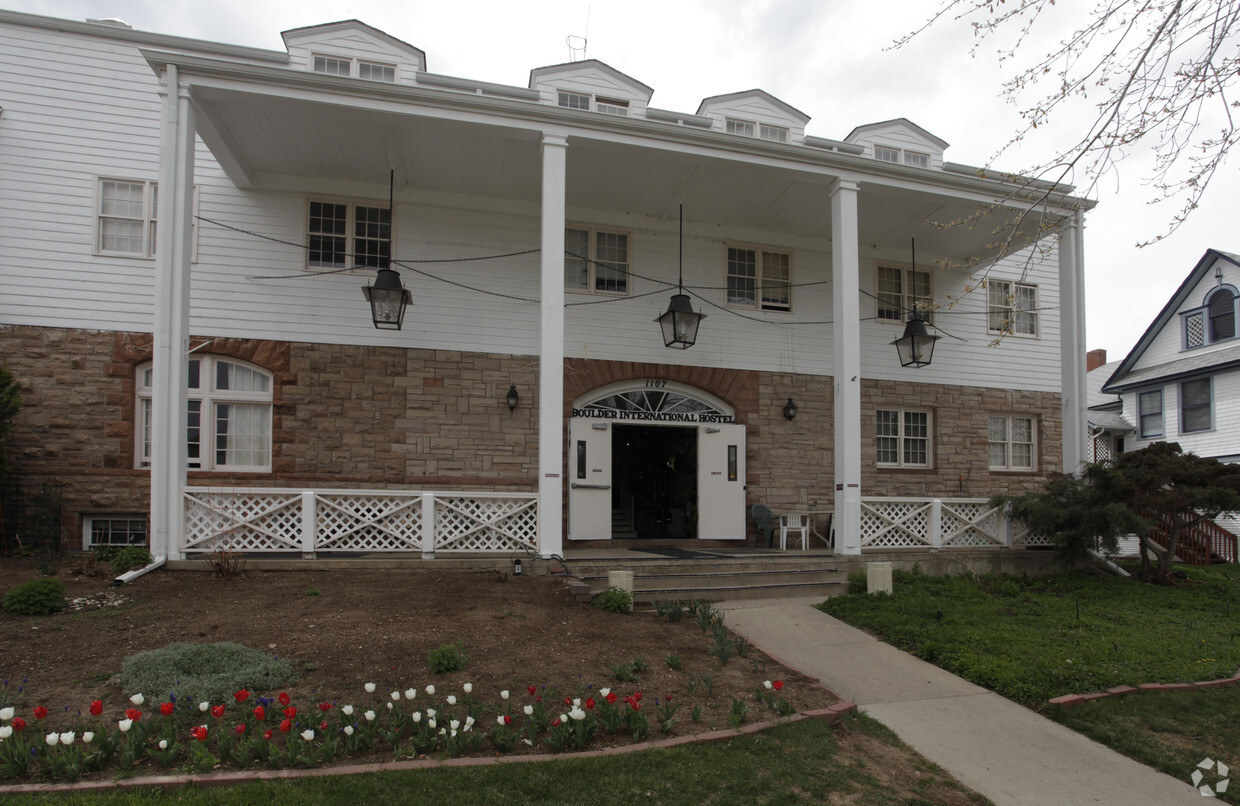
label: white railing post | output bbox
[421,493,436,559]
[1001,504,1014,548]
[929,499,942,549]
[300,492,316,558]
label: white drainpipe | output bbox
[113,555,166,586]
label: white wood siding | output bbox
[698,96,807,143]
[1135,256,1240,368]
[530,65,650,117]
[1122,370,1240,459]
[847,122,945,169]
[285,28,423,82]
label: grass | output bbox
[821,563,1240,803]
[820,564,1240,707]
[0,715,991,806]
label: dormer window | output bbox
[313,55,397,82]
[875,145,930,168]
[358,61,396,82]
[313,54,351,76]
[595,98,629,116]
[725,119,788,142]
[1182,286,1237,348]
[558,91,628,115]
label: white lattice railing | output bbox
[860,497,1043,551]
[183,488,537,557]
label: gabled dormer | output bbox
[282,20,426,84]
[529,60,653,118]
[696,90,809,144]
[845,119,948,169]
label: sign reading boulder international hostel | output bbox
[572,384,735,424]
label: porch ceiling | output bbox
[190,84,1054,268]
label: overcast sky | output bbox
[10,0,1237,363]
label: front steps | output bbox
[566,551,847,603]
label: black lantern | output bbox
[783,397,798,420]
[656,205,705,349]
[506,384,519,412]
[892,312,940,368]
[362,267,412,330]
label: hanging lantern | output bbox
[657,293,704,349]
[362,267,412,330]
[892,312,940,368]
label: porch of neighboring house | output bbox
[169,487,1061,600]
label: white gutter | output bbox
[114,555,166,585]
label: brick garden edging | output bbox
[0,702,857,796]
[1047,667,1240,709]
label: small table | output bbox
[782,510,834,549]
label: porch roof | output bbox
[146,49,1088,270]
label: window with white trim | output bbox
[725,119,788,142]
[1138,389,1163,438]
[876,265,932,323]
[874,145,930,167]
[358,61,396,82]
[565,226,629,294]
[307,199,391,269]
[987,280,1038,336]
[97,179,157,257]
[137,356,273,472]
[557,91,628,115]
[83,516,147,548]
[876,409,932,468]
[1180,378,1212,433]
[1181,287,1236,348]
[727,246,791,311]
[988,415,1036,471]
[312,54,351,76]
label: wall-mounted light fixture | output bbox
[783,398,798,421]
[506,384,519,412]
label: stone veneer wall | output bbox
[0,326,1059,550]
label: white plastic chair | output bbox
[779,513,811,551]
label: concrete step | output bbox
[568,556,848,602]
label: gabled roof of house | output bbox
[528,59,654,98]
[1088,360,1123,409]
[695,89,810,124]
[1103,249,1240,393]
[280,19,427,64]
[1088,410,1135,432]
[1105,342,1240,392]
[845,118,949,150]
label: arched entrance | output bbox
[568,381,746,541]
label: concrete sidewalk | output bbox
[718,598,1205,806]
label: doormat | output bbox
[633,548,721,559]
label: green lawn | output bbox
[1,716,990,806]
[820,563,1240,802]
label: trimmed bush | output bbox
[593,585,633,614]
[110,546,152,577]
[427,642,468,674]
[2,578,67,615]
[116,641,295,703]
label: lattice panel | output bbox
[941,503,1002,547]
[315,495,422,552]
[435,497,538,552]
[860,501,932,548]
[1011,522,1052,546]
[1092,436,1114,464]
[183,492,302,552]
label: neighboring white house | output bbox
[1102,248,1240,535]
[1086,349,1133,464]
[0,12,1091,562]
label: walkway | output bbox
[718,598,1205,806]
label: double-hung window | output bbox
[137,356,273,472]
[97,179,157,257]
[313,54,351,76]
[727,246,791,311]
[1180,378,1212,433]
[1138,389,1163,438]
[876,409,931,468]
[725,119,789,142]
[988,280,1038,336]
[876,266,932,323]
[565,226,629,294]
[874,145,929,168]
[308,199,391,269]
[988,415,1036,471]
[557,91,628,115]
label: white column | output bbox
[538,133,568,558]
[830,179,862,555]
[1059,210,1087,474]
[150,66,196,562]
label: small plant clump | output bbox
[2,578,67,615]
[116,642,295,704]
[593,585,633,614]
[427,642,468,674]
[109,547,153,577]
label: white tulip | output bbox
[497,715,507,726]
[569,707,586,721]
[426,708,436,719]
[500,690,509,700]
[342,705,354,716]
[390,690,401,702]
[764,680,773,690]
[404,688,417,700]
[0,707,14,721]
[411,711,422,723]
[82,731,94,744]
[301,729,314,741]
[118,719,132,733]
[60,732,75,745]
[45,732,58,747]
[159,739,168,750]
[199,701,210,713]
[446,695,457,706]
[364,683,376,694]
[523,705,534,716]
[129,693,144,706]
[450,719,460,731]
[463,683,473,694]
[386,702,394,711]
[344,725,354,736]
[0,726,12,740]
[425,685,435,696]
[428,718,437,729]
[364,710,376,722]
[599,688,610,698]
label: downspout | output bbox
[113,556,166,586]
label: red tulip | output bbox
[319,720,328,732]
[550,718,561,727]
[585,698,596,710]
[89,700,103,717]
[527,686,536,696]
[125,708,141,721]
[634,692,643,702]
[235,723,246,736]
[253,705,266,720]
[563,697,571,706]
[211,704,225,719]
[279,719,291,733]
[160,702,175,717]
[283,706,297,719]
[32,706,47,720]
[318,702,332,713]
[278,692,290,706]
[773,681,784,691]
[192,725,208,742]
[503,715,512,726]
[606,692,617,703]
[263,729,273,741]
[233,689,249,704]
[11,717,25,731]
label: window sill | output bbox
[877,466,935,473]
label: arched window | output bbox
[136,356,273,472]
[1208,288,1236,342]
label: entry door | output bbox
[697,423,746,539]
[568,418,612,540]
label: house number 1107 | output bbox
[645,380,667,388]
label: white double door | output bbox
[567,418,745,540]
